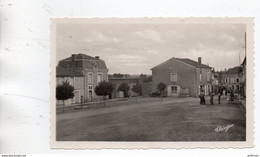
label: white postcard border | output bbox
[50,18,254,149]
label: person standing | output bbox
[218,92,221,104]
[210,92,214,105]
[230,91,235,104]
[80,95,84,108]
[223,90,226,99]
[199,92,203,105]
[201,90,206,104]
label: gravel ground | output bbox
[56,96,245,141]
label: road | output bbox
[56,96,245,141]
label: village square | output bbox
[56,53,246,141]
[54,22,247,141]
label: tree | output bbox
[132,83,142,103]
[143,76,152,83]
[157,82,166,100]
[56,81,75,112]
[113,73,124,78]
[132,83,142,96]
[94,81,114,107]
[140,74,148,82]
[118,83,130,97]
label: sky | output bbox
[56,23,246,74]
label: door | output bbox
[74,90,80,103]
[199,85,204,94]
[171,85,178,96]
[88,85,93,101]
[208,84,211,95]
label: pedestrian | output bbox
[201,90,206,104]
[210,92,214,105]
[218,92,221,104]
[230,91,235,104]
[199,92,203,105]
[80,95,84,108]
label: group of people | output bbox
[199,90,235,105]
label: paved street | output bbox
[56,96,245,141]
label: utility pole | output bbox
[245,32,247,57]
[239,53,241,65]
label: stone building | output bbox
[222,66,242,93]
[56,66,84,105]
[151,57,213,97]
[57,53,109,102]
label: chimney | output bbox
[95,56,100,59]
[198,57,202,64]
[71,54,76,69]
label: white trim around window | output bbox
[97,72,103,83]
[170,73,177,82]
[88,72,93,83]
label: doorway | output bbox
[88,85,93,101]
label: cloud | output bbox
[133,29,162,42]
[168,30,185,39]
[218,33,237,43]
[57,23,245,74]
[80,32,121,44]
[108,54,148,66]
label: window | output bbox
[88,85,93,91]
[64,77,70,84]
[170,73,177,82]
[171,86,177,94]
[225,78,228,83]
[236,78,240,83]
[207,72,210,81]
[231,78,235,83]
[75,61,82,68]
[97,73,102,83]
[88,73,93,83]
[92,61,97,69]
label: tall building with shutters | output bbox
[57,53,109,102]
[151,57,213,97]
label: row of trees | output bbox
[56,81,143,111]
[109,73,152,83]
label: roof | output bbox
[62,53,97,61]
[58,53,108,70]
[176,58,211,69]
[224,66,242,75]
[56,66,83,77]
[241,57,246,66]
[151,57,211,70]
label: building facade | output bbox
[222,66,242,93]
[56,66,84,105]
[57,53,109,102]
[151,57,213,97]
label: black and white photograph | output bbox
[2,0,260,156]
[51,18,253,148]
